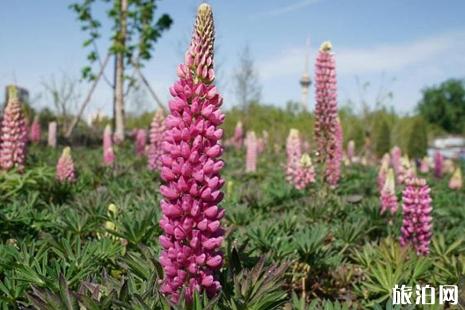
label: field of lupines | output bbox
[1,2,465,309]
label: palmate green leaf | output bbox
[356,238,433,306]
[58,275,78,310]
[431,234,465,259]
[108,207,159,246]
[118,251,152,280]
[226,258,288,310]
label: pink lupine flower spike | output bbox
[159,3,225,303]
[0,86,28,172]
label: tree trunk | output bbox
[114,0,128,142]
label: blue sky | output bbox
[1,0,465,117]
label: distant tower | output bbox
[299,39,311,111]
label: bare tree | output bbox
[42,73,81,134]
[233,44,262,109]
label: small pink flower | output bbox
[147,109,165,171]
[135,129,147,157]
[56,147,76,183]
[286,129,302,184]
[294,154,316,190]
[0,86,27,172]
[245,131,257,172]
[397,156,415,185]
[400,177,433,256]
[434,151,443,178]
[30,115,41,144]
[380,169,398,215]
[103,147,115,167]
[48,122,57,148]
[420,157,430,174]
[103,124,115,166]
[231,121,243,150]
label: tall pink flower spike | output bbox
[398,156,415,185]
[400,177,433,256]
[433,150,443,179]
[0,86,28,172]
[449,167,462,190]
[159,3,225,303]
[103,124,115,166]
[245,131,257,173]
[231,121,243,150]
[294,154,316,190]
[30,114,41,144]
[314,41,337,163]
[314,41,341,186]
[147,109,165,171]
[135,129,147,156]
[286,129,302,185]
[48,122,57,148]
[56,147,76,183]
[380,168,398,215]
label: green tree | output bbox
[417,79,465,133]
[69,0,172,139]
[373,118,391,157]
[407,117,428,159]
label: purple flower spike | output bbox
[400,177,433,256]
[434,151,443,178]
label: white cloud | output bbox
[258,30,465,80]
[253,0,322,18]
[337,31,465,75]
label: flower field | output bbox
[1,141,464,308]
